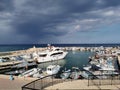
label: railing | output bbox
[22,74,71,90]
[22,70,120,90]
[88,74,120,86]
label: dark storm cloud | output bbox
[12,0,97,41]
[13,13,68,42]
[103,0,120,7]
[0,0,14,11]
[1,0,120,44]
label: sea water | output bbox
[38,51,94,70]
[0,44,119,71]
[0,44,120,52]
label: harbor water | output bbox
[37,51,94,70]
[0,44,119,75]
[0,44,95,72]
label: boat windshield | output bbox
[50,52,63,56]
[55,49,60,51]
[39,54,47,57]
[47,68,52,71]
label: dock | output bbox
[0,59,34,66]
[0,47,44,70]
[0,59,35,72]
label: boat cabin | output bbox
[46,65,60,75]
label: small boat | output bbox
[5,69,25,76]
[11,61,37,69]
[33,73,44,78]
[20,54,32,59]
[83,65,92,71]
[97,63,116,71]
[0,58,7,63]
[32,70,45,78]
[60,69,71,79]
[46,65,61,75]
[70,67,81,79]
[81,71,95,79]
[20,68,41,77]
[96,70,119,79]
[83,64,100,71]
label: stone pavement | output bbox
[1,75,120,90]
[0,75,37,90]
[46,80,120,90]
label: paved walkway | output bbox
[0,75,37,90]
[1,74,120,90]
[46,80,120,90]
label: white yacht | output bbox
[83,65,92,71]
[33,45,68,63]
[97,57,116,71]
[20,68,41,77]
[46,65,60,75]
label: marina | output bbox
[0,45,94,74]
[1,0,120,89]
[0,45,120,90]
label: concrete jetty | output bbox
[0,59,35,72]
[0,59,34,67]
[0,47,44,68]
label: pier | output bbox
[0,47,44,71]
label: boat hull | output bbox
[37,52,68,63]
[46,65,61,75]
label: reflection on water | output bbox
[38,51,94,70]
[63,51,94,70]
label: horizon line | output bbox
[0,43,120,45]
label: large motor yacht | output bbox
[33,45,68,63]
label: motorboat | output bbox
[60,69,71,79]
[81,70,95,79]
[99,66,116,71]
[20,68,41,77]
[33,45,68,63]
[97,62,116,71]
[33,73,44,78]
[46,65,61,75]
[83,65,92,71]
[5,69,25,76]
[20,54,32,59]
[11,60,37,69]
[83,64,100,71]
[70,67,81,79]
[0,58,7,63]
[32,70,45,78]
[95,56,116,71]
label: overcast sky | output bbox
[0,0,120,44]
